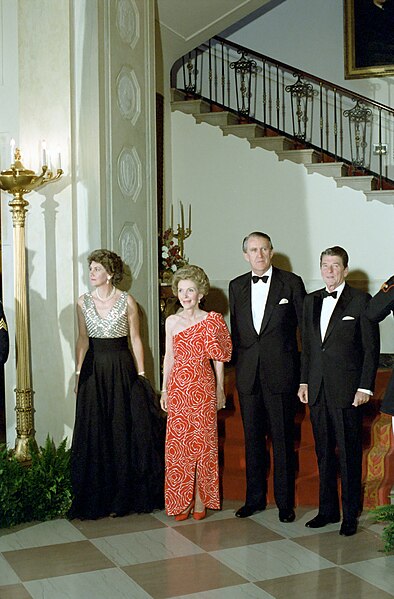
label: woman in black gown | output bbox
[70,249,164,519]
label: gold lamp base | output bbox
[0,148,62,462]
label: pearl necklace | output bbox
[95,285,116,301]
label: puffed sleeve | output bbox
[205,312,232,362]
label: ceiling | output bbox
[156,0,274,74]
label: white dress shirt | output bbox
[320,281,372,397]
[251,267,272,333]
[320,281,345,341]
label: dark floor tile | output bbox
[293,528,386,565]
[123,553,247,598]
[2,541,114,582]
[176,517,283,551]
[70,512,166,538]
[256,566,394,599]
[0,584,32,599]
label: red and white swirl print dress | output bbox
[165,311,232,515]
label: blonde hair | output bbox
[171,265,210,296]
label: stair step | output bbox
[250,136,294,152]
[221,123,265,139]
[171,93,394,196]
[277,148,320,165]
[194,111,239,127]
[171,98,211,115]
[335,175,377,192]
[171,88,186,102]
[306,162,347,178]
[365,190,394,205]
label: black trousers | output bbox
[309,384,363,521]
[238,377,296,511]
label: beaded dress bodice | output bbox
[82,291,129,338]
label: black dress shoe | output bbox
[279,509,295,523]
[235,504,266,518]
[339,519,357,536]
[305,514,340,528]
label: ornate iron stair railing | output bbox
[171,36,394,190]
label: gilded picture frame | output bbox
[344,0,394,79]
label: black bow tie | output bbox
[252,275,269,284]
[321,289,338,299]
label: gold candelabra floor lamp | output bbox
[0,148,62,462]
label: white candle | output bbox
[42,139,47,166]
[188,204,191,230]
[170,204,173,230]
[180,201,184,231]
[57,146,62,170]
[10,138,15,165]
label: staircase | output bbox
[170,35,394,205]
[171,88,394,205]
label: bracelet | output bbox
[138,371,145,376]
[75,371,81,375]
[161,389,167,393]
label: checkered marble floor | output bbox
[0,501,393,599]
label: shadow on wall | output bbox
[203,287,230,317]
[119,263,132,292]
[272,252,293,273]
[346,269,370,294]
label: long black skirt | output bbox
[70,337,165,520]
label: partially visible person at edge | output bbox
[229,232,306,523]
[0,300,9,365]
[298,246,380,537]
[70,249,165,520]
[365,274,394,430]
[160,265,232,521]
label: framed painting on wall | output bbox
[344,0,394,78]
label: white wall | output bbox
[14,0,81,448]
[0,0,18,444]
[223,0,394,106]
[171,110,394,352]
[2,0,159,450]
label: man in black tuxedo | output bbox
[229,232,306,522]
[365,275,394,420]
[298,246,380,536]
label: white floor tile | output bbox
[91,527,204,566]
[211,539,335,582]
[251,508,341,538]
[25,568,153,599]
[342,556,394,596]
[0,519,85,551]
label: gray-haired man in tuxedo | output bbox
[229,231,306,522]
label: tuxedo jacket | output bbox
[0,301,9,365]
[229,266,306,395]
[365,275,394,416]
[301,283,380,408]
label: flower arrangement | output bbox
[160,228,188,282]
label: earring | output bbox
[107,277,110,284]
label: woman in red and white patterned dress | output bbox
[160,265,232,520]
